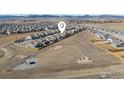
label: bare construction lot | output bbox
[0,30,123,78]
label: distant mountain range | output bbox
[0,14,124,20]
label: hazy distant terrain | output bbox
[0,14,124,20]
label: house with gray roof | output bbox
[111,39,124,48]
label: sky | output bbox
[0,0,123,15]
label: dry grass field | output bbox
[91,23,124,31]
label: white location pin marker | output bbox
[58,21,66,33]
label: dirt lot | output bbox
[0,30,123,78]
[0,50,4,58]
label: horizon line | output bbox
[0,14,124,16]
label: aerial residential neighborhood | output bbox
[1,0,124,93]
[0,15,124,78]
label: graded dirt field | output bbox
[0,30,123,79]
[0,50,4,58]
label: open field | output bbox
[0,30,123,78]
[91,23,124,31]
